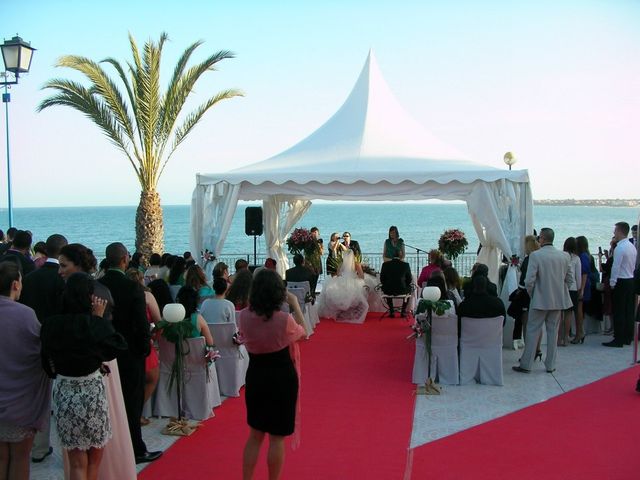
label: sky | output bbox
[2,0,640,208]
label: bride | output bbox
[318,249,369,323]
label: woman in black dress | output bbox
[237,270,306,480]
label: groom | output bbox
[342,232,361,260]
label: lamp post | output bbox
[1,35,36,228]
[503,151,516,171]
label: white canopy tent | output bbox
[190,51,533,280]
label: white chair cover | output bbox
[459,316,504,386]
[154,336,222,420]
[412,312,459,385]
[286,286,314,337]
[207,323,249,397]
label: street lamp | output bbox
[1,35,36,228]
[503,151,516,171]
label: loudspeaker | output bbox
[245,206,263,236]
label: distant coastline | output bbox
[534,199,640,208]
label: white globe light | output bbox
[421,286,441,302]
[503,151,516,167]
[163,303,186,323]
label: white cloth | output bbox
[610,238,637,287]
[318,250,369,323]
[567,253,581,292]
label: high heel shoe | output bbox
[535,351,542,362]
[570,335,585,344]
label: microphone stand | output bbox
[404,243,428,275]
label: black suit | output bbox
[0,249,35,276]
[286,265,317,296]
[458,293,506,320]
[463,277,498,299]
[19,261,64,322]
[99,269,150,456]
[380,258,413,314]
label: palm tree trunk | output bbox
[136,190,165,261]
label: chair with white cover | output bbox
[207,322,249,397]
[413,310,460,385]
[154,336,222,420]
[286,282,314,337]
[459,316,504,386]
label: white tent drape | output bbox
[190,179,240,260]
[263,195,312,276]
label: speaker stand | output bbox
[253,235,258,266]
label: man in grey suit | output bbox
[513,228,573,374]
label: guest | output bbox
[226,269,253,310]
[307,227,324,282]
[631,224,638,246]
[513,228,572,374]
[168,256,186,286]
[599,238,617,334]
[144,253,163,282]
[510,235,539,349]
[183,251,195,267]
[443,266,463,307]
[0,230,35,275]
[126,269,162,423]
[200,277,236,324]
[253,258,277,277]
[417,249,444,287]
[285,254,317,297]
[128,251,145,272]
[185,264,214,305]
[380,254,412,317]
[0,262,51,480]
[342,232,361,260]
[458,275,506,320]
[229,259,249,283]
[18,234,67,463]
[157,253,172,281]
[237,270,306,480]
[41,273,127,480]
[326,232,346,276]
[574,235,593,344]
[559,237,582,346]
[212,261,230,284]
[462,263,498,298]
[382,226,405,262]
[58,244,137,479]
[603,222,637,348]
[175,287,215,346]
[0,228,4,244]
[32,242,48,269]
[99,243,161,464]
[147,279,174,315]
[0,227,17,255]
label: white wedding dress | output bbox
[318,250,369,324]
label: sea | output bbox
[1,203,638,262]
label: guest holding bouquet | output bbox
[0,262,51,480]
[238,270,306,480]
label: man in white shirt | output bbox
[603,222,637,348]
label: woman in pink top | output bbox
[238,269,305,480]
[417,249,444,287]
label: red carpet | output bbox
[139,314,416,479]
[409,366,640,480]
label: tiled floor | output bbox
[410,332,634,448]
[32,332,635,479]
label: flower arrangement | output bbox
[201,249,216,264]
[510,254,520,267]
[438,228,468,260]
[286,228,319,256]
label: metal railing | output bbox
[211,252,479,278]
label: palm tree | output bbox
[38,33,242,260]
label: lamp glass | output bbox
[421,286,441,302]
[163,303,186,323]
[18,46,33,72]
[1,45,19,71]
